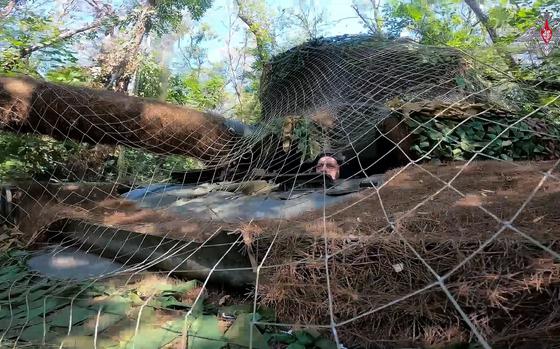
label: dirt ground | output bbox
[9,160,560,347]
[252,160,560,348]
[243,159,560,243]
[17,160,558,245]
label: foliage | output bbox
[167,73,225,110]
[380,0,560,81]
[0,129,199,183]
[178,23,216,73]
[236,0,274,70]
[112,147,200,184]
[135,55,165,99]
[45,66,91,85]
[519,49,560,83]
[135,54,226,111]
[0,131,123,183]
[291,117,320,161]
[120,0,212,36]
[0,10,98,182]
[149,0,213,36]
[408,116,560,162]
[269,329,337,349]
[383,0,485,48]
[0,132,76,181]
[0,250,337,348]
[233,88,262,124]
[0,13,77,76]
[285,0,327,40]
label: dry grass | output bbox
[253,160,560,348]
[258,235,560,347]
[10,160,560,347]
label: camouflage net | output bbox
[0,35,559,348]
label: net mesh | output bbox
[1,35,560,348]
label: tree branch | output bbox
[464,0,497,42]
[20,18,105,58]
[351,3,377,35]
[235,0,269,66]
[0,0,17,19]
[464,0,518,68]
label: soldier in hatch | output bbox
[315,153,341,181]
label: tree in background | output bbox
[0,0,19,18]
[0,0,116,76]
[0,0,559,183]
[221,0,274,123]
[178,23,216,77]
[234,0,273,70]
[0,0,120,181]
[167,73,226,110]
[352,0,384,37]
[287,0,327,40]
[98,0,212,93]
[0,0,216,182]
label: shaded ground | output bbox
[0,250,279,348]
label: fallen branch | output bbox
[0,76,239,162]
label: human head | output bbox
[315,154,340,181]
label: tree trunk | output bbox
[235,0,270,67]
[0,76,238,162]
[464,0,517,68]
[110,5,153,93]
[464,0,497,42]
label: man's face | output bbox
[316,156,340,180]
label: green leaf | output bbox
[8,250,28,258]
[150,295,190,310]
[224,313,269,349]
[9,39,25,47]
[0,285,30,304]
[72,296,131,335]
[428,131,442,140]
[0,265,25,284]
[9,283,64,306]
[190,297,205,318]
[19,322,50,342]
[315,337,338,349]
[54,335,117,349]
[256,307,275,322]
[459,141,472,152]
[302,328,321,339]
[82,294,126,310]
[295,331,314,345]
[270,333,296,344]
[220,304,254,316]
[501,140,513,147]
[120,319,184,349]
[48,305,97,327]
[187,315,227,349]
[455,76,466,88]
[286,342,306,349]
[155,280,200,297]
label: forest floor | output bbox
[15,159,560,244]
[5,159,560,347]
